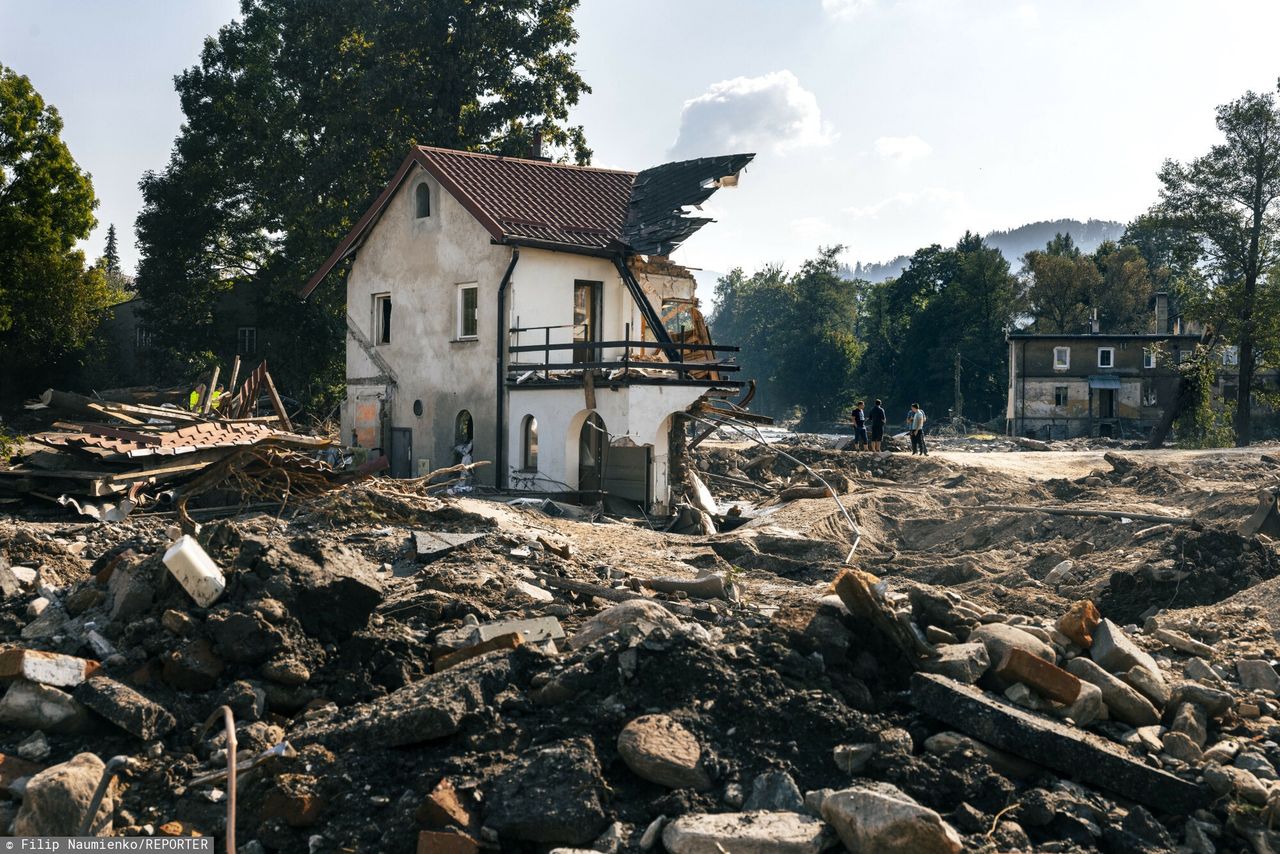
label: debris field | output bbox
[1,430,1280,852]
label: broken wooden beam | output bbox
[910,672,1206,814]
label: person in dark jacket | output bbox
[869,399,887,451]
[851,401,868,450]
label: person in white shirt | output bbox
[908,403,928,455]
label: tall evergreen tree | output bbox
[136,0,592,405]
[103,224,120,275]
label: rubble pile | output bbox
[0,438,1276,850]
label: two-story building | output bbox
[1007,294,1202,439]
[301,145,754,513]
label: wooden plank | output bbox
[201,365,221,415]
[261,365,292,431]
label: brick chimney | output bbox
[1154,291,1169,333]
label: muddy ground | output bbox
[1,437,1279,852]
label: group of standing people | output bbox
[850,399,929,455]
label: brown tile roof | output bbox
[416,147,636,250]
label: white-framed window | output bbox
[1054,386,1068,407]
[1053,346,1070,370]
[374,293,392,345]
[1223,345,1240,366]
[457,284,478,339]
[1143,348,1156,369]
[1142,380,1158,406]
[1097,347,1115,368]
[521,415,539,471]
[414,182,431,218]
[237,326,257,356]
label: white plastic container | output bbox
[163,535,226,607]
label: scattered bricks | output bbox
[617,715,712,791]
[74,675,175,740]
[0,649,99,689]
[994,648,1081,705]
[417,830,480,854]
[433,633,524,673]
[1057,600,1102,648]
[1065,657,1159,726]
[0,753,46,792]
[1236,659,1280,692]
[1091,619,1160,675]
[910,673,1207,814]
[0,681,90,733]
[162,638,225,692]
[1153,628,1214,658]
[416,778,473,830]
[918,643,989,684]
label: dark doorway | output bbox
[573,280,602,364]
[1098,388,1116,419]
[579,412,605,492]
[390,428,412,478]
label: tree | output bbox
[136,0,593,405]
[1154,83,1280,446]
[0,65,120,397]
[1022,233,1155,334]
[710,247,862,427]
[103,224,120,275]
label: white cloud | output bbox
[1013,3,1040,27]
[845,187,966,219]
[874,134,933,164]
[790,216,844,245]
[822,0,874,20]
[670,70,834,159]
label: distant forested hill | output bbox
[847,218,1125,282]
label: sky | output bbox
[4,0,1280,287]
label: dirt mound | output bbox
[1097,528,1280,624]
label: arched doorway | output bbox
[454,410,473,464]
[578,412,605,492]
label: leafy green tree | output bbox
[1153,83,1280,446]
[0,65,120,397]
[136,0,592,406]
[1023,234,1155,334]
[711,247,862,427]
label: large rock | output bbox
[485,737,608,845]
[662,811,834,854]
[743,770,804,812]
[1237,659,1280,693]
[918,643,989,683]
[1066,656,1160,726]
[13,753,112,835]
[1091,619,1160,675]
[206,610,285,665]
[252,537,384,642]
[821,782,962,854]
[968,624,1054,668]
[0,680,89,733]
[73,676,175,740]
[616,715,711,790]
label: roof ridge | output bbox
[415,145,637,177]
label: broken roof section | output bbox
[300,146,754,298]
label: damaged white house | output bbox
[301,145,755,513]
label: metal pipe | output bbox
[495,248,521,490]
[78,755,130,836]
[200,705,238,854]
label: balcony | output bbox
[506,323,742,389]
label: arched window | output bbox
[454,410,473,464]
[414,182,431,219]
[521,415,539,471]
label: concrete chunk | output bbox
[73,676,175,740]
[822,782,962,854]
[0,681,90,733]
[910,673,1206,814]
[1091,619,1160,675]
[1065,656,1160,726]
[1236,659,1280,692]
[918,643,989,683]
[662,811,833,854]
[0,648,99,689]
[414,531,486,564]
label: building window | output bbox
[414,182,430,219]
[1054,386,1068,407]
[374,294,392,345]
[1223,345,1240,366]
[1053,346,1070,370]
[236,326,257,356]
[1097,347,1115,368]
[457,284,478,339]
[1143,348,1156,369]
[1142,381,1158,406]
[134,326,152,352]
[521,415,539,471]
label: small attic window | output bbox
[414,182,430,219]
